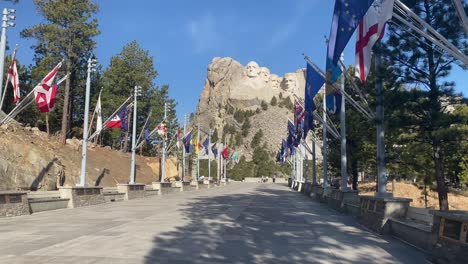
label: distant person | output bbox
[273,175,276,183]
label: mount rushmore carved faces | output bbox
[283,73,297,91]
[269,74,280,90]
[246,61,260,78]
[259,67,270,83]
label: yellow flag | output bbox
[194,138,199,154]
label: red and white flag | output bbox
[33,61,63,113]
[6,48,20,104]
[355,0,394,84]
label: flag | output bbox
[106,105,129,132]
[95,92,102,133]
[287,120,296,154]
[144,128,152,142]
[294,100,305,146]
[231,152,239,163]
[356,0,394,83]
[222,146,229,159]
[202,137,209,155]
[175,128,181,149]
[327,0,374,68]
[304,63,324,138]
[7,49,20,104]
[327,90,343,114]
[211,143,218,158]
[33,61,63,113]
[194,138,200,154]
[157,123,167,137]
[281,139,288,158]
[182,131,192,153]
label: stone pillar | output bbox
[0,191,30,217]
[58,187,105,208]
[171,181,183,192]
[358,195,412,233]
[152,182,162,195]
[116,184,146,200]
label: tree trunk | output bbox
[351,157,358,190]
[45,113,50,136]
[122,107,131,152]
[433,143,449,210]
[60,60,72,145]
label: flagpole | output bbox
[130,86,141,184]
[322,83,329,187]
[312,131,317,185]
[375,51,391,197]
[0,46,17,111]
[78,57,97,187]
[339,53,348,191]
[161,102,168,183]
[197,124,200,181]
[208,128,211,181]
[224,137,227,182]
[183,114,187,182]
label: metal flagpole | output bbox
[339,53,348,191]
[224,138,227,181]
[375,52,391,197]
[197,124,200,181]
[208,129,211,181]
[129,86,141,184]
[161,102,168,183]
[312,131,317,185]
[183,114,187,182]
[322,83,329,187]
[78,57,97,186]
[0,8,15,105]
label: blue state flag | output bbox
[211,143,218,158]
[182,131,192,153]
[304,64,324,139]
[202,137,209,155]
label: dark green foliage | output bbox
[211,128,219,143]
[261,100,268,111]
[250,129,263,148]
[270,96,277,106]
[241,118,251,137]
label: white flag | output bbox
[95,92,102,133]
[355,0,394,83]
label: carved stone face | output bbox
[270,74,280,89]
[246,61,260,78]
[259,67,270,83]
[283,73,297,91]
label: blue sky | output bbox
[4,0,467,122]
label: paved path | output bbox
[0,183,429,264]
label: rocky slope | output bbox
[194,57,323,161]
[0,123,179,191]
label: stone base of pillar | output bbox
[358,195,412,234]
[326,188,359,212]
[58,187,105,208]
[116,184,146,200]
[0,191,30,217]
[171,181,183,192]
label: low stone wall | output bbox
[144,190,159,197]
[0,191,30,217]
[389,218,434,251]
[28,198,69,213]
[103,192,125,202]
[160,182,175,195]
[58,187,105,208]
[429,211,468,264]
[183,182,197,192]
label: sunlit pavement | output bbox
[0,183,428,264]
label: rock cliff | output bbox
[194,57,322,162]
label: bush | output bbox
[242,118,251,137]
[261,100,268,111]
[251,129,263,148]
[270,96,277,106]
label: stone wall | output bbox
[59,187,105,208]
[0,191,30,217]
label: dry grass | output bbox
[359,181,468,210]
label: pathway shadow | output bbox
[144,184,427,264]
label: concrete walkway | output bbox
[0,183,429,264]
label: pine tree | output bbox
[21,0,100,144]
[383,0,467,210]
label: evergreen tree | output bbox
[250,129,263,148]
[270,96,277,106]
[21,0,100,144]
[383,0,467,210]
